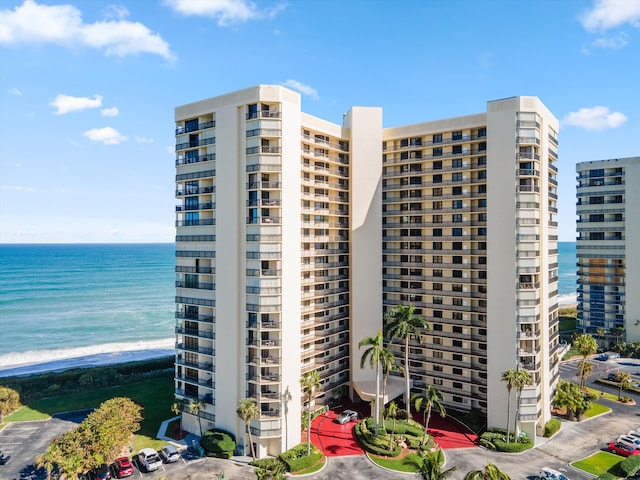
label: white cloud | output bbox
[134,136,154,143]
[562,106,628,131]
[8,87,22,95]
[3,185,34,192]
[165,0,285,26]
[50,93,102,114]
[83,126,128,144]
[281,79,318,100]
[101,107,119,117]
[580,0,640,32]
[0,0,173,60]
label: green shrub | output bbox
[598,473,617,480]
[620,455,640,476]
[279,443,322,472]
[354,421,401,457]
[479,438,496,449]
[544,419,561,437]
[251,458,286,480]
[199,428,236,459]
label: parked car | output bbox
[617,435,640,450]
[608,372,623,381]
[334,409,359,424]
[608,441,640,457]
[597,353,609,361]
[539,467,570,480]
[628,430,640,440]
[89,464,112,480]
[137,448,162,472]
[112,457,134,478]
[159,444,181,463]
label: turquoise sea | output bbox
[0,242,578,376]
[0,244,176,375]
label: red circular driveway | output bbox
[310,406,478,457]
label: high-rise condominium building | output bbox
[576,157,640,343]
[174,85,560,457]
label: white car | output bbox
[617,435,640,450]
[138,448,162,472]
[540,467,569,480]
[628,430,640,440]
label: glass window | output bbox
[433,147,443,157]
[453,228,463,236]
[433,174,442,183]
[452,200,463,209]
[433,134,442,143]
[452,214,463,223]
[452,173,462,182]
[452,131,462,141]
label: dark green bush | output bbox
[598,473,617,480]
[200,428,236,458]
[354,421,402,457]
[479,438,496,449]
[279,443,322,472]
[250,458,286,480]
[544,419,561,437]
[620,455,640,476]
[479,430,533,452]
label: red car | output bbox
[608,442,640,457]
[112,457,134,478]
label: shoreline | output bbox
[0,348,174,378]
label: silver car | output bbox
[159,444,181,463]
[334,410,358,424]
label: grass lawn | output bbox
[367,452,420,473]
[571,451,622,476]
[292,457,326,475]
[559,316,577,332]
[584,402,611,418]
[2,372,175,451]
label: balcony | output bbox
[175,343,214,356]
[247,110,281,120]
[247,146,281,155]
[175,202,214,212]
[175,120,215,135]
[176,186,215,196]
[175,281,215,291]
[176,137,216,150]
[175,311,215,323]
[175,327,215,340]
[176,153,215,166]
[175,219,216,227]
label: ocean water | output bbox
[0,242,578,376]
[0,244,176,374]
[557,241,577,305]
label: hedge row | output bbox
[480,429,533,453]
[355,420,402,457]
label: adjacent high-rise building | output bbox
[173,85,561,457]
[576,156,640,343]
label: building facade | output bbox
[174,86,560,457]
[576,157,640,344]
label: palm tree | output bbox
[617,371,632,400]
[384,304,430,405]
[572,333,597,389]
[171,398,188,436]
[381,347,399,422]
[412,386,446,445]
[383,401,406,451]
[500,369,518,443]
[359,329,386,436]
[236,398,259,460]
[464,462,511,480]
[512,370,532,438]
[300,369,321,456]
[403,449,457,480]
[596,328,608,348]
[189,399,204,436]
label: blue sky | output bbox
[1,0,639,243]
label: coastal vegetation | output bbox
[0,386,21,422]
[1,358,174,451]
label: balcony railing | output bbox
[175,120,215,135]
